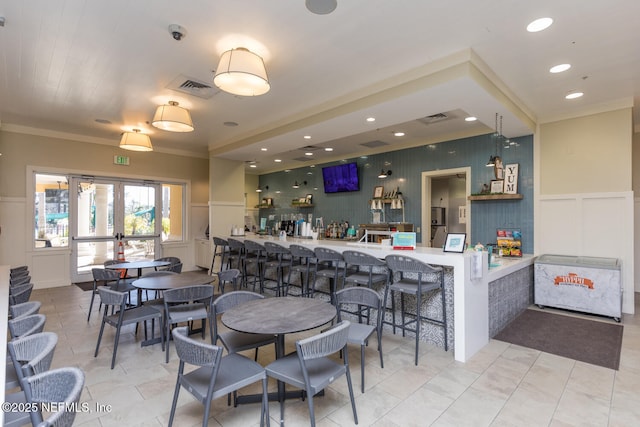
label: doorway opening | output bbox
[421,167,471,248]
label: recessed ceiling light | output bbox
[284,169,291,172]
[307,172,313,175]
[261,148,268,151]
[464,116,477,122]
[324,147,334,151]
[305,152,313,156]
[310,165,315,168]
[393,131,405,137]
[527,17,553,32]
[565,91,584,99]
[550,64,571,73]
[275,190,281,194]
[249,164,257,168]
[274,159,282,162]
[366,117,376,122]
[95,118,112,124]
[304,135,311,139]
[223,121,239,127]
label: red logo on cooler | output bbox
[553,273,594,289]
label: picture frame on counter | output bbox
[373,186,384,198]
[490,179,504,194]
[444,233,467,253]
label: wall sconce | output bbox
[256,185,268,193]
[292,180,307,189]
[378,169,392,179]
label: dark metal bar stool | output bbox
[263,241,293,297]
[227,238,248,287]
[312,246,348,303]
[243,239,267,292]
[211,237,230,274]
[384,254,448,365]
[286,244,317,297]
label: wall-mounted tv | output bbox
[322,162,359,193]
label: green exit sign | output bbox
[114,155,130,166]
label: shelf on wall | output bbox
[291,204,314,208]
[468,194,523,201]
[255,204,275,208]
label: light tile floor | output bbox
[27,285,640,426]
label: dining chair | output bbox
[335,287,384,392]
[8,300,41,320]
[8,283,34,306]
[265,320,357,427]
[10,265,29,276]
[8,314,46,340]
[21,367,85,427]
[312,246,348,302]
[155,256,182,271]
[216,268,241,294]
[384,254,448,365]
[263,241,293,297]
[95,287,164,369]
[286,244,318,297]
[163,285,215,363]
[6,331,58,391]
[168,326,270,427]
[88,268,121,321]
[212,291,276,361]
[9,274,31,287]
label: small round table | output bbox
[105,260,171,278]
[132,271,216,292]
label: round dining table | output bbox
[222,296,337,410]
[105,259,171,278]
[132,271,216,291]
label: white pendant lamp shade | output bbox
[213,47,270,96]
[120,129,153,152]
[152,101,194,132]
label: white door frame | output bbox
[421,167,471,247]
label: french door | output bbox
[70,176,162,282]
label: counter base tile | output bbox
[489,265,534,337]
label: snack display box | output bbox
[534,254,622,321]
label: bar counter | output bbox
[233,235,535,362]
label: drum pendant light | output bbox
[119,129,153,152]
[152,101,194,132]
[213,47,270,96]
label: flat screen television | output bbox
[322,162,359,193]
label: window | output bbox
[34,174,69,248]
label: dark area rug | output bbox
[494,309,623,370]
[75,281,94,291]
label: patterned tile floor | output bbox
[26,284,640,426]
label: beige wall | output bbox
[633,131,640,193]
[539,108,632,194]
[0,131,209,202]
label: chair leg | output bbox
[261,376,269,427]
[111,324,122,369]
[360,344,366,393]
[305,385,316,427]
[441,278,448,351]
[94,319,106,357]
[345,360,358,425]
[168,373,181,427]
[415,292,421,366]
[87,291,96,322]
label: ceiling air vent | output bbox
[360,140,389,148]
[167,74,217,99]
[417,112,453,126]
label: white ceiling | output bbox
[0,1,638,174]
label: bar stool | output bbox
[226,238,247,286]
[263,241,293,297]
[384,254,448,365]
[210,237,230,274]
[243,240,267,292]
[286,244,318,297]
[342,250,389,323]
[313,247,348,303]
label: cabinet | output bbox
[195,238,212,269]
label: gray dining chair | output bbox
[4,332,58,426]
[9,283,33,306]
[212,291,276,361]
[216,268,241,294]
[9,300,41,320]
[8,314,46,340]
[6,331,58,391]
[163,285,215,363]
[88,268,121,321]
[22,367,85,427]
[95,287,164,369]
[168,326,270,427]
[335,287,384,392]
[265,320,357,427]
